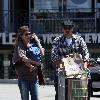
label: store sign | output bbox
[0,33,15,45]
[0,33,100,45]
[41,33,100,44]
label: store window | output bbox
[33,0,59,12]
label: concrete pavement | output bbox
[0,83,55,100]
[0,82,100,100]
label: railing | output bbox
[30,8,96,18]
[0,9,99,33]
[30,18,96,34]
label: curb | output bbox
[0,79,18,84]
[0,79,54,85]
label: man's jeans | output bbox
[18,79,39,100]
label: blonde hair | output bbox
[15,26,30,43]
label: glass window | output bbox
[32,0,59,12]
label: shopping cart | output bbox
[58,69,90,100]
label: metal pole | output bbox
[29,0,31,28]
[95,0,97,33]
[3,0,9,33]
[8,0,10,33]
[62,0,63,17]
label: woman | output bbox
[12,26,44,100]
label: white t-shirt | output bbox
[66,38,72,46]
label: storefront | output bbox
[0,0,100,79]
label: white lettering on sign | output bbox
[84,33,98,43]
[42,34,48,44]
[2,33,9,44]
[42,33,60,44]
[43,33,100,44]
[9,33,16,44]
[0,33,100,45]
[98,34,100,43]
[85,34,90,43]
[0,33,16,45]
[92,34,98,43]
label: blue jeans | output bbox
[18,79,39,100]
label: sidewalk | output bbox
[0,82,100,100]
[0,83,55,100]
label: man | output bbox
[51,20,89,100]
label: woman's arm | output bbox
[31,33,45,56]
[18,46,40,66]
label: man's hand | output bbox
[83,61,88,69]
[54,60,64,68]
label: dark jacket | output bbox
[12,41,38,80]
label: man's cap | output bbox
[62,20,74,27]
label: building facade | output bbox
[0,0,100,79]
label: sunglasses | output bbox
[24,33,31,36]
[63,26,74,30]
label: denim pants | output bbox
[18,79,39,100]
